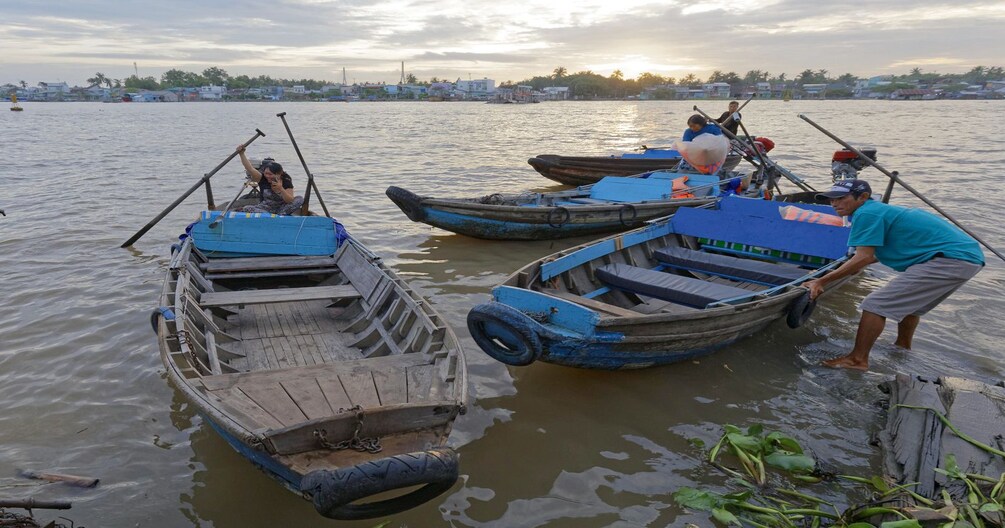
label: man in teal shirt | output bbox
[804,180,984,370]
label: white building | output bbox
[291,85,306,94]
[456,78,495,98]
[702,82,731,98]
[199,85,226,100]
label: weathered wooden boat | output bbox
[466,196,853,369]
[154,211,467,520]
[386,171,757,240]
[527,148,743,186]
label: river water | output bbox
[1,100,1003,527]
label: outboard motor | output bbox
[831,148,877,180]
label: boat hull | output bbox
[155,215,467,519]
[528,154,742,186]
[467,197,854,369]
[385,179,723,241]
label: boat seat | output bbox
[199,285,361,308]
[595,263,752,308]
[654,247,806,286]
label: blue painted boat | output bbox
[387,170,757,240]
[154,211,467,519]
[466,196,854,370]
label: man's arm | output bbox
[804,246,877,300]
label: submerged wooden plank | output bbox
[200,285,360,308]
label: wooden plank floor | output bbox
[205,353,445,431]
[226,300,363,372]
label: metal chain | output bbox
[314,405,382,454]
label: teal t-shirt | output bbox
[848,199,984,272]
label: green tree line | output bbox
[75,65,1003,96]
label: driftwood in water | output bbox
[0,498,72,510]
[18,470,99,488]
[878,374,1005,500]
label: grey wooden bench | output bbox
[199,285,361,308]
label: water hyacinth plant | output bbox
[675,423,1005,527]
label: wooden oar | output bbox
[636,95,756,151]
[693,104,815,193]
[276,112,331,218]
[799,113,1005,263]
[207,179,253,229]
[121,129,265,247]
[717,94,755,129]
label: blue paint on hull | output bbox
[422,208,629,240]
[541,337,738,370]
[203,415,304,494]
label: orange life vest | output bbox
[671,176,695,198]
[779,205,844,226]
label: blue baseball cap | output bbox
[817,179,872,199]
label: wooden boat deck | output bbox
[201,353,448,431]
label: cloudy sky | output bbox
[2,0,1003,86]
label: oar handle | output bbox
[799,113,1005,263]
[276,112,331,217]
[121,129,265,247]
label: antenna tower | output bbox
[134,62,138,77]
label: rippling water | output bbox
[1,100,1003,527]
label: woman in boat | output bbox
[236,145,304,215]
[682,114,723,141]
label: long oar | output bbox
[717,93,755,131]
[208,178,254,229]
[639,95,757,151]
[276,112,331,218]
[799,113,1005,263]
[121,129,265,247]
[693,104,815,192]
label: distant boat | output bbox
[9,93,23,111]
[783,90,792,102]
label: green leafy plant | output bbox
[675,422,1005,527]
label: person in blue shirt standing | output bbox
[682,114,723,142]
[804,179,984,370]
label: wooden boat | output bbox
[154,211,467,520]
[528,149,742,186]
[386,171,756,240]
[466,196,854,369]
[9,93,22,111]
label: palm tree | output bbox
[909,67,922,78]
[553,66,567,81]
[19,80,27,89]
[610,69,623,81]
[86,72,108,88]
[680,74,698,86]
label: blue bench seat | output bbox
[654,246,807,286]
[595,263,753,308]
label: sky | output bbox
[2,0,1003,86]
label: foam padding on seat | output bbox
[654,246,806,285]
[595,263,752,308]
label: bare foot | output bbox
[822,355,868,371]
